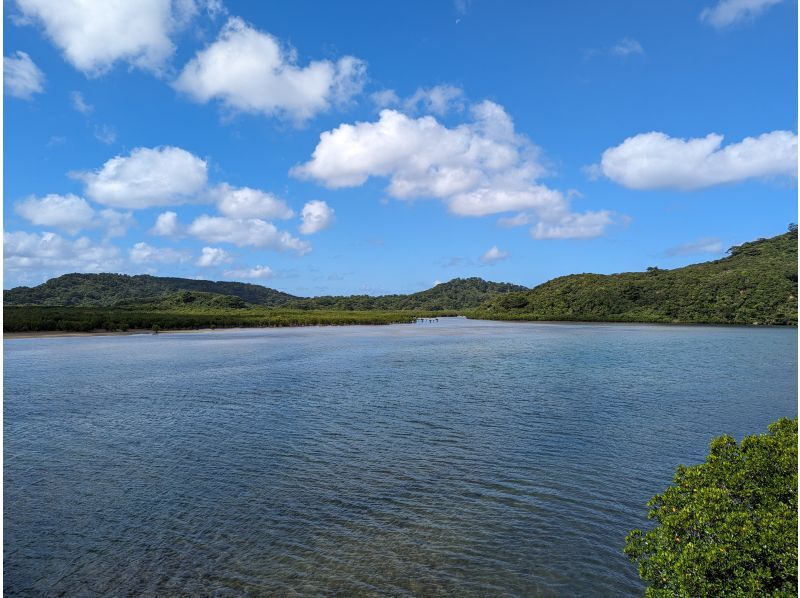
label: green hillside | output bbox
[3,273,299,307]
[4,274,524,311]
[476,229,798,325]
[290,277,528,311]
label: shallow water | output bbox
[4,318,797,596]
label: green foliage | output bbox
[3,273,297,307]
[476,229,798,325]
[625,418,798,597]
[2,306,454,333]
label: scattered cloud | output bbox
[293,101,614,239]
[4,230,121,276]
[13,194,134,237]
[531,210,614,240]
[497,212,534,228]
[188,215,310,253]
[93,124,118,145]
[700,0,784,28]
[71,90,93,114]
[223,265,274,279]
[75,145,208,208]
[4,51,45,99]
[129,241,191,264]
[454,0,471,16]
[196,246,233,267]
[14,193,95,234]
[481,245,509,264]
[173,17,367,124]
[666,237,723,256]
[371,85,465,116]
[370,89,400,108]
[299,200,335,234]
[213,183,293,219]
[595,130,797,191]
[611,37,644,57]
[151,211,181,236]
[13,0,197,75]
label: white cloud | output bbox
[14,193,95,234]
[666,237,723,256]
[700,0,784,28]
[596,130,798,191]
[129,241,191,264]
[98,209,135,237]
[151,211,181,236]
[13,194,135,237]
[14,0,195,75]
[223,265,274,279]
[213,183,293,219]
[531,210,614,240]
[4,51,45,99]
[404,85,465,115]
[76,146,208,208]
[293,101,613,239]
[370,89,400,108]
[93,124,117,145]
[173,17,367,123]
[71,90,93,114]
[497,212,533,228]
[188,215,310,253]
[299,200,335,234]
[4,231,121,275]
[480,245,509,265]
[611,37,644,57]
[196,246,232,267]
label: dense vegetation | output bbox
[625,418,797,597]
[4,229,796,331]
[3,273,297,307]
[476,228,798,325]
[290,278,527,311]
[2,304,449,333]
[4,274,524,311]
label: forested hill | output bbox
[3,273,299,307]
[4,274,526,311]
[477,229,798,325]
[291,278,528,311]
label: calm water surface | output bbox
[4,318,797,596]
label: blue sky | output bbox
[4,0,798,295]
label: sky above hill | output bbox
[4,0,798,295]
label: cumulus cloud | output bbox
[611,37,644,57]
[595,130,798,191]
[666,237,723,256]
[129,241,191,264]
[188,215,310,254]
[299,200,335,234]
[4,51,45,99]
[223,265,274,279]
[14,193,95,234]
[700,0,784,28]
[212,183,293,219]
[531,210,614,240]
[480,245,509,265]
[293,101,613,239]
[13,194,134,237]
[370,89,400,108]
[75,146,208,208]
[196,246,232,267]
[4,231,121,277]
[151,211,181,236]
[173,17,367,123]
[13,0,196,75]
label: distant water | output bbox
[5,318,797,596]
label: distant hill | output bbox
[477,229,798,325]
[3,273,298,307]
[4,274,526,311]
[291,278,528,311]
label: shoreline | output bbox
[4,327,238,339]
